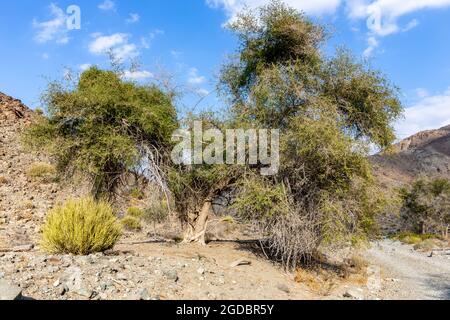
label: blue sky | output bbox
[1,0,450,139]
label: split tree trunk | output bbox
[182,200,212,245]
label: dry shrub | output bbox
[344,254,369,274]
[41,197,122,255]
[27,162,56,183]
[296,254,369,296]
[263,211,318,269]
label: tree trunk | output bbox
[182,200,212,245]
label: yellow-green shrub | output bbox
[127,207,144,219]
[27,162,56,182]
[41,197,122,255]
[393,232,438,245]
[121,216,142,231]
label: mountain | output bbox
[371,125,450,188]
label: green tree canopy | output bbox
[24,67,178,197]
[400,179,450,238]
[218,0,403,267]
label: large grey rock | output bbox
[0,280,22,300]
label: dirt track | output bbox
[365,240,450,300]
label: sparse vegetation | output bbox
[127,207,145,219]
[129,187,145,200]
[41,197,122,255]
[121,216,142,231]
[400,178,450,238]
[393,231,439,245]
[26,162,56,183]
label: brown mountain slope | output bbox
[0,92,89,249]
[371,125,450,187]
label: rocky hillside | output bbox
[371,125,450,188]
[0,92,88,250]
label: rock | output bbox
[277,284,290,294]
[343,287,365,300]
[59,285,69,296]
[163,270,179,282]
[0,272,4,279]
[77,288,94,299]
[0,280,22,300]
[197,267,206,275]
[116,273,128,281]
[230,258,252,268]
[60,267,83,292]
[11,244,34,252]
[138,288,150,300]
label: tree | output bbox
[400,178,450,238]
[168,113,242,244]
[23,67,177,198]
[218,1,402,268]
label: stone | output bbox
[138,288,150,301]
[343,287,365,300]
[59,285,68,296]
[277,284,290,294]
[60,267,83,292]
[0,280,22,300]
[197,267,206,275]
[11,244,34,252]
[77,288,94,299]
[230,258,252,268]
[116,273,128,281]
[164,270,179,282]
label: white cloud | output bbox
[197,88,211,96]
[363,36,379,57]
[42,53,50,60]
[188,68,206,85]
[396,88,450,139]
[122,70,154,80]
[347,0,450,36]
[89,33,139,61]
[33,4,70,44]
[98,0,116,11]
[89,33,128,53]
[113,43,139,60]
[126,13,140,24]
[79,63,92,71]
[206,0,342,19]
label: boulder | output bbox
[0,280,22,300]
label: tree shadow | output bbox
[422,274,450,300]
